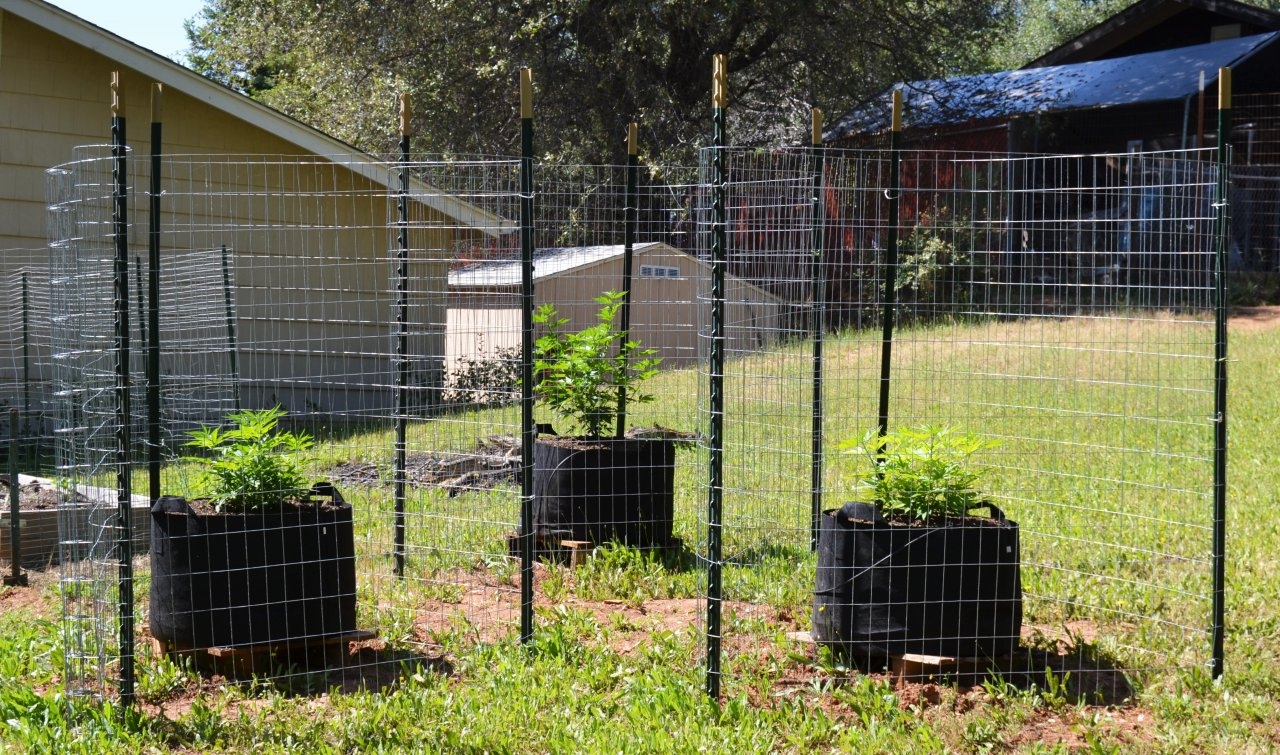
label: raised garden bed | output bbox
[1,475,151,568]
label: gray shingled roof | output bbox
[448,243,666,287]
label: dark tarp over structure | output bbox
[827,32,1278,143]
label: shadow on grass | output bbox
[817,638,1135,706]
[156,634,453,698]
[322,642,453,695]
[992,645,1135,706]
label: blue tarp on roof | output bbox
[827,32,1278,139]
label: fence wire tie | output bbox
[883,189,900,200]
[1211,201,1228,208]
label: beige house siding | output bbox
[0,3,496,418]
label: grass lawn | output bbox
[1,308,1277,753]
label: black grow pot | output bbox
[531,437,675,549]
[149,492,357,649]
[813,501,1022,669]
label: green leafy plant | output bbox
[184,406,313,512]
[532,291,661,438]
[443,341,521,408]
[839,424,995,521]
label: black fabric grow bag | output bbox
[149,494,356,648]
[532,437,674,548]
[812,501,1022,668]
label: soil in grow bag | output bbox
[149,494,357,649]
[531,437,674,549]
[812,501,1022,669]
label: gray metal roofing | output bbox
[826,31,1278,139]
[448,243,667,287]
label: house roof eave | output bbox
[1024,0,1280,69]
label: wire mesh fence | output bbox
[43,137,1226,707]
[697,144,1222,698]
[0,252,58,568]
[1230,93,1280,275]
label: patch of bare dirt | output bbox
[328,435,521,495]
[326,427,699,497]
[1003,706,1158,752]
[0,568,59,619]
[1229,305,1280,331]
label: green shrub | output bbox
[444,344,521,408]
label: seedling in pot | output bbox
[839,424,996,522]
[183,406,314,512]
[532,291,661,439]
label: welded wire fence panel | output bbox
[48,147,132,703]
[0,260,54,444]
[695,148,819,562]
[49,150,532,698]
[520,161,703,565]
[47,141,1224,706]
[369,157,524,654]
[49,148,711,701]
[1230,93,1280,274]
[698,145,1221,698]
[881,149,1219,682]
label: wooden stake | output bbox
[811,108,823,146]
[150,83,163,123]
[627,122,638,156]
[520,68,533,119]
[712,55,727,108]
[399,93,411,137]
[1218,66,1232,110]
[111,71,124,117]
[891,89,903,133]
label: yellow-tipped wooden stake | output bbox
[891,89,903,133]
[627,122,638,156]
[712,54,727,108]
[112,71,124,117]
[399,93,411,137]
[812,108,823,146]
[150,83,163,123]
[521,68,533,119]
[1218,66,1232,110]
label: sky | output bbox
[48,0,207,62]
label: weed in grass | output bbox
[541,563,571,603]
[135,651,197,704]
[573,543,696,606]
[608,610,642,633]
[962,717,1004,752]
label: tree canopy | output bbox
[185,0,1280,162]
[185,0,1008,163]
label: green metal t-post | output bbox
[876,90,904,449]
[110,72,136,708]
[394,93,411,579]
[809,108,827,550]
[617,124,639,438]
[219,246,240,411]
[147,84,163,504]
[4,408,26,587]
[1210,66,1231,680]
[706,54,728,701]
[519,69,536,645]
